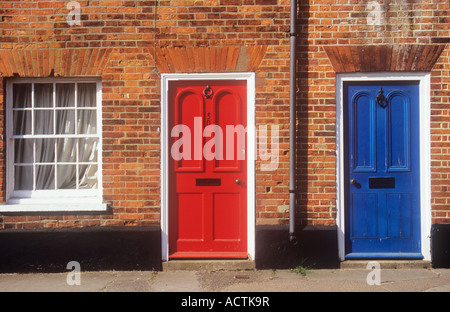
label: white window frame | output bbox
[2,78,106,212]
[160,72,256,262]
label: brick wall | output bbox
[430,45,450,224]
[0,0,292,229]
[296,0,450,226]
[0,0,448,230]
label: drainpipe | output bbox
[289,0,298,245]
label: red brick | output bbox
[0,0,448,230]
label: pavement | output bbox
[0,267,449,293]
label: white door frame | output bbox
[160,72,256,262]
[336,72,432,261]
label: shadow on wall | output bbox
[432,224,450,268]
[255,225,340,270]
[0,227,162,273]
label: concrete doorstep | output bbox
[162,260,256,271]
[340,260,432,270]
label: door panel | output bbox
[173,88,204,172]
[177,193,203,240]
[387,92,411,172]
[351,193,378,239]
[346,82,421,258]
[213,89,243,172]
[386,193,412,239]
[168,80,247,258]
[353,92,376,172]
[213,192,241,240]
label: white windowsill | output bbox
[0,197,108,212]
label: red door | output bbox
[168,80,247,258]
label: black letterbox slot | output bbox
[369,177,395,189]
[196,178,221,186]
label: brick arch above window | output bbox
[148,46,268,73]
[0,48,113,78]
[324,44,446,73]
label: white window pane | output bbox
[35,138,55,164]
[13,83,31,108]
[13,110,32,135]
[57,164,76,189]
[14,166,33,190]
[79,164,98,189]
[34,110,54,135]
[79,138,98,163]
[34,83,53,108]
[57,138,76,162]
[77,83,96,107]
[36,165,55,190]
[56,83,75,107]
[14,139,33,164]
[56,109,76,134]
[77,110,97,134]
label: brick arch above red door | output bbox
[324,44,446,73]
[148,46,268,73]
[0,48,113,77]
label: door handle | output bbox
[235,179,242,185]
[350,179,357,185]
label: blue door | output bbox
[346,82,422,259]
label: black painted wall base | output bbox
[431,224,450,268]
[0,225,341,272]
[1,223,448,272]
[255,225,340,269]
[0,226,162,273]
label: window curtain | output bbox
[13,83,98,191]
[77,83,98,189]
[13,83,33,190]
[35,83,56,190]
[55,83,76,189]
